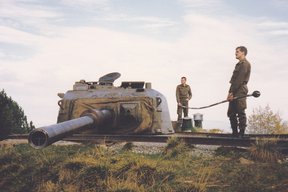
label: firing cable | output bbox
[182,90,260,110]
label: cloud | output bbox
[272,0,288,9]
[104,15,177,27]
[0,0,64,37]
[0,1,61,18]
[59,0,110,10]
[101,14,178,35]
[179,0,224,8]
[0,26,43,45]
[257,20,288,36]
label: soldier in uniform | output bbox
[176,77,192,121]
[227,46,251,137]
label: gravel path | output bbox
[1,139,220,157]
[107,141,220,156]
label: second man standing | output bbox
[176,77,192,121]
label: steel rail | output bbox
[6,132,288,139]
[175,132,288,138]
[5,134,29,139]
[63,133,288,147]
[4,132,288,141]
[3,133,288,148]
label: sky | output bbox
[1,0,288,132]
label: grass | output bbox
[0,140,288,192]
[248,138,284,163]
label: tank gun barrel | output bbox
[28,109,113,149]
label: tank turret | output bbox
[29,72,174,148]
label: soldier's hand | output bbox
[227,93,234,101]
[178,102,182,107]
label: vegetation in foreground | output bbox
[1,138,288,192]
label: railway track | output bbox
[175,132,288,138]
[4,132,288,148]
[62,133,288,148]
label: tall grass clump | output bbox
[193,164,214,192]
[249,138,284,163]
[162,137,190,159]
[177,161,217,192]
[121,142,134,152]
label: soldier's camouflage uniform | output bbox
[228,58,251,136]
[176,84,192,120]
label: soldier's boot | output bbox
[232,126,239,137]
[229,113,238,137]
[239,128,245,138]
[238,111,247,138]
[177,114,183,130]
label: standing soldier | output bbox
[227,46,251,137]
[176,77,192,121]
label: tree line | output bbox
[0,89,35,139]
